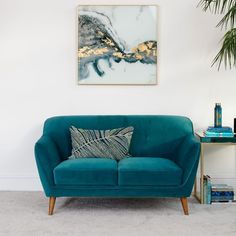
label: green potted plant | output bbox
[199,0,236,69]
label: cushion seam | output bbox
[55,169,117,171]
[118,170,182,173]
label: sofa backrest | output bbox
[43,115,194,160]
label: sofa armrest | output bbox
[34,135,62,196]
[175,134,201,185]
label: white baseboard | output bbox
[0,174,43,191]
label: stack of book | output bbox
[211,184,234,203]
[204,126,234,137]
[202,175,235,204]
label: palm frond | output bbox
[198,0,236,69]
[217,5,236,29]
[212,28,236,69]
[199,0,236,14]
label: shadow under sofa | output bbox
[34,115,200,215]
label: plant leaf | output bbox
[198,0,236,14]
[217,5,236,29]
[212,28,236,69]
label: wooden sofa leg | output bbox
[180,197,189,215]
[48,197,56,215]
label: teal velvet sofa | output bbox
[34,115,200,215]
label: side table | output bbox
[194,132,236,204]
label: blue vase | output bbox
[214,103,222,128]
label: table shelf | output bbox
[194,132,236,204]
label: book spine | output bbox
[212,196,234,199]
[211,191,234,197]
[204,131,234,137]
[211,197,234,201]
[203,177,207,204]
[203,175,211,204]
[212,189,234,192]
[207,177,212,204]
[207,126,232,133]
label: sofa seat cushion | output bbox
[118,157,183,186]
[54,158,118,186]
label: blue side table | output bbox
[194,132,236,204]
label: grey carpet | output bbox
[0,192,236,236]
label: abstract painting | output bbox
[77,5,157,85]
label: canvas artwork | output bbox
[77,5,157,85]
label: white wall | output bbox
[0,0,235,190]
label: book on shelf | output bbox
[204,131,234,137]
[211,184,234,192]
[207,126,233,133]
[211,183,234,203]
[203,175,211,204]
[211,195,234,202]
[204,126,234,137]
[202,176,235,204]
[211,191,234,197]
[211,199,234,203]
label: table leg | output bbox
[200,143,204,204]
[194,177,197,196]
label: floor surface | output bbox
[0,192,236,236]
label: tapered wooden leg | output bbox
[48,197,56,215]
[180,197,189,215]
